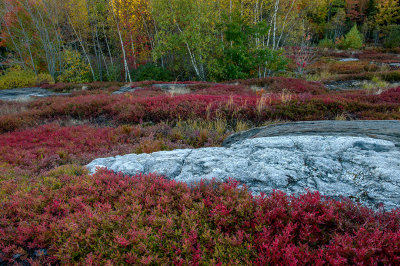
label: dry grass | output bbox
[0,102,28,115]
[280,89,293,103]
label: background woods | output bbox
[0,0,399,83]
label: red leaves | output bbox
[0,170,399,264]
[0,78,399,263]
[0,123,207,175]
[372,87,400,104]
[1,79,400,134]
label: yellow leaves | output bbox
[66,0,89,34]
[375,0,400,26]
[111,0,151,31]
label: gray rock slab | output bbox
[223,120,400,147]
[0,87,70,101]
[339,58,359,62]
[152,84,192,94]
[112,86,143,95]
[87,134,400,210]
[324,80,366,91]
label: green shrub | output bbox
[0,66,36,90]
[338,25,364,49]
[106,64,122,82]
[381,71,400,82]
[58,49,91,83]
[384,25,400,49]
[132,63,173,81]
[318,37,335,48]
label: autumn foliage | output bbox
[1,76,400,263]
[1,169,399,264]
[0,78,399,133]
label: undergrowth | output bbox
[1,75,400,264]
[0,168,399,264]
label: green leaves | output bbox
[58,49,91,83]
[213,18,287,81]
[341,24,364,49]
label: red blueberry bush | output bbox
[1,77,400,264]
[0,168,399,264]
[234,77,328,94]
[0,123,230,175]
[1,83,399,133]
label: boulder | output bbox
[87,121,400,210]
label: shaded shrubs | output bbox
[132,63,174,81]
[384,25,400,49]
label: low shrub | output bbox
[40,82,79,92]
[0,170,399,264]
[236,77,327,95]
[0,122,231,174]
[0,101,28,116]
[193,84,255,96]
[1,78,399,133]
[320,70,400,82]
[327,61,377,75]
[362,77,389,90]
[0,67,36,90]
[369,87,400,104]
[355,50,399,62]
[85,81,125,90]
[318,38,335,48]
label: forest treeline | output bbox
[0,0,399,83]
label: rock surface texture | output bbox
[0,88,70,101]
[112,86,143,95]
[87,121,400,210]
[152,84,192,94]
